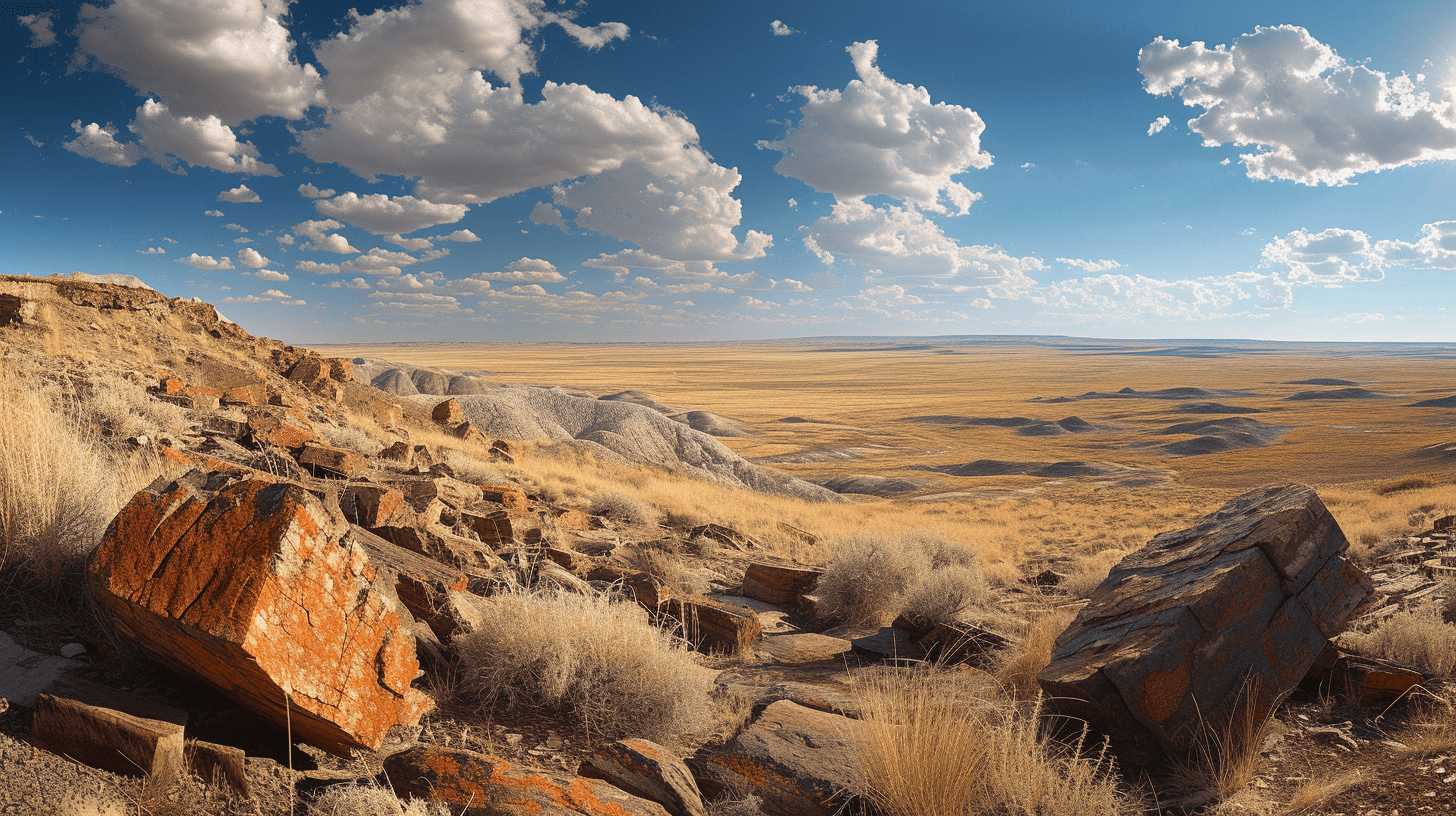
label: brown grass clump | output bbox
[621,545,705,598]
[1176,678,1281,809]
[453,587,713,744]
[851,666,1137,816]
[994,606,1078,702]
[1343,602,1456,677]
[308,781,448,815]
[1374,475,1436,496]
[1279,770,1363,814]
[588,490,660,527]
[813,534,932,625]
[0,368,161,590]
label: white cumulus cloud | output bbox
[1147,115,1170,135]
[761,40,992,215]
[204,209,225,217]
[298,183,335,199]
[1140,25,1456,185]
[219,184,261,203]
[63,121,141,166]
[129,99,280,175]
[439,229,480,242]
[385,234,435,251]
[238,247,270,268]
[75,0,323,125]
[1057,257,1123,273]
[476,257,568,284]
[291,219,359,254]
[176,253,234,270]
[252,269,289,282]
[19,13,57,48]
[136,246,166,255]
[770,20,797,37]
[315,192,469,235]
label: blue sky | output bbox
[4,0,1455,343]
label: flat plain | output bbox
[327,336,1456,495]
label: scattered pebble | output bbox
[59,643,86,658]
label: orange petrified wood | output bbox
[87,469,432,756]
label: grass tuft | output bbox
[453,586,713,745]
[1343,602,1456,677]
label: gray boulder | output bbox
[1038,484,1371,763]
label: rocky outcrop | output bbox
[31,677,188,780]
[383,745,670,816]
[87,470,432,756]
[1038,484,1371,763]
[579,739,707,816]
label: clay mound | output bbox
[371,368,418,396]
[599,390,676,414]
[1158,417,1290,457]
[1287,378,1358,386]
[904,415,1097,436]
[919,460,1123,478]
[47,272,156,290]
[410,369,450,396]
[671,410,753,437]
[1176,402,1264,414]
[813,474,930,497]
[1287,387,1385,401]
[447,374,491,395]
[1408,395,1456,408]
[1037,386,1254,403]
[446,389,839,502]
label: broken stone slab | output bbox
[460,507,514,545]
[689,523,757,550]
[489,439,524,465]
[665,597,761,655]
[88,469,432,756]
[297,441,367,479]
[338,483,412,528]
[757,633,854,664]
[1038,484,1372,764]
[695,700,867,816]
[31,677,187,780]
[850,626,927,662]
[1330,655,1431,703]
[383,744,670,816]
[431,398,463,426]
[0,630,76,708]
[186,739,251,798]
[579,738,707,816]
[740,562,822,607]
[481,483,529,509]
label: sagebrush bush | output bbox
[454,587,713,743]
[0,370,160,589]
[308,782,447,816]
[815,532,994,626]
[81,372,191,441]
[1344,602,1456,677]
[852,667,1137,816]
[313,421,388,457]
[589,491,660,527]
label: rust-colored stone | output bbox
[159,377,186,395]
[383,745,670,816]
[339,484,410,528]
[481,484,529,510]
[740,563,822,607]
[432,398,463,426]
[490,439,524,465]
[665,598,761,655]
[697,701,866,816]
[297,441,367,479]
[580,739,706,816]
[556,509,591,530]
[87,470,432,756]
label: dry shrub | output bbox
[454,587,713,744]
[900,565,990,627]
[1375,475,1435,496]
[1343,602,1456,677]
[589,491,660,527]
[313,421,388,457]
[80,372,191,441]
[994,606,1078,702]
[621,545,705,598]
[1059,548,1129,600]
[1395,696,1456,756]
[438,448,508,485]
[852,667,1136,816]
[1280,770,1363,814]
[308,781,447,815]
[814,533,931,625]
[0,369,160,589]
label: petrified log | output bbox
[1038,484,1371,763]
[579,738,707,816]
[88,470,432,756]
[665,598,761,655]
[31,677,187,780]
[740,562,822,606]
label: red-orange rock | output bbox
[432,398,463,426]
[221,383,266,406]
[87,470,432,756]
[481,484,528,510]
[579,739,706,816]
[159,377,186,395]
[556,509,591,530]
[383,745,669,816]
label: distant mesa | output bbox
[1034,386,1255,403]
[670,410,753,438]
[776,416,820,423]
[812,474,931,497]
[1157,416,1291,457]
[1286,387,1385,401]
[902,415,1097,435]
[599,390,676,414]
[1408,395,1456,408]
[1175,402,1264,415]
[1286,378,1359,386]
[808,344,937,353]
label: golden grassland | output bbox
[328,338,1456,573]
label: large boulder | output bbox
[87,470,433,756]
[1037,484,1371,763]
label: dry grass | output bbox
[1176,678,1281,809]
[1322,483,1454,559]
[80,371,191,442]
[0,368,163,590]
[307,781,448,815]
[621,545,705,598]
[1279,770,1364,814]
[1394,696,1456,755]
[1059,548,1131,599]
[851,666,1137,816]
[312,420,389,457]
[588,490,661,527]
[994,606,1079,702]
[1343,602,1456,677]
[453,586,714,745]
